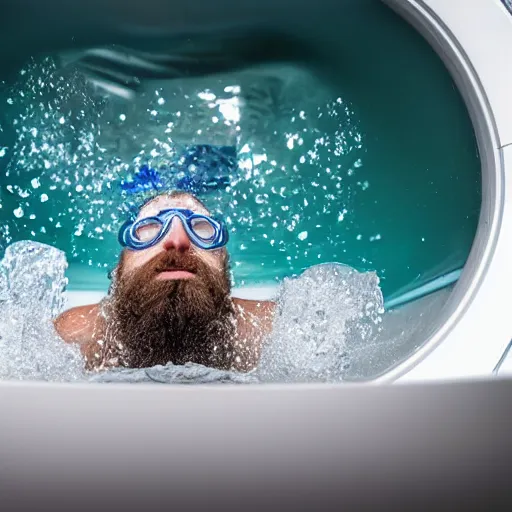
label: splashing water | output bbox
[0,241,84,381]
[0,241,384,384]
[257,263,384,383]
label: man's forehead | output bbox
[136,194,209,219]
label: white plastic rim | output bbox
[378,0,512,383]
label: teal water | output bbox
[0,4,480,298]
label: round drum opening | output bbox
[0,0,491,384]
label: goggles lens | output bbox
[134,219,163,243]
[189,217,216,241]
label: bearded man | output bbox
[54,191,276,372]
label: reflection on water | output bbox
[0,241,383,384]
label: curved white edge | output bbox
[372,0,512,383]
[421,0,512,147]
[400,145,512,382]
[1,378,512,509]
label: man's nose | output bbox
[161,218,191,253]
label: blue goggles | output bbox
[118,208,229,251]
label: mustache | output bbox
[138,250,202,276]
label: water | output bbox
[258,263,383,383]
[0,241,84,381]
[90,363,259,385]
[0,241,384,384]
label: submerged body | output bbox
[55,191,275,372]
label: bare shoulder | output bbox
[53,303,103,345]
[230,298,277,371]
[232,297,276,319]
[232,298,277,337]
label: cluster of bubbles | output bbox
[258,263,384,383]
[0,56,369,287]
[0,241,84,381]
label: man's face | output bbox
[120,193,227,278]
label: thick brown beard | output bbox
[97,250,236,370]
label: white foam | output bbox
[257,263,384,383]
[0,242,84,382]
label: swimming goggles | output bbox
[118,208,229,251]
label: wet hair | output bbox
[137,190,211,216]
